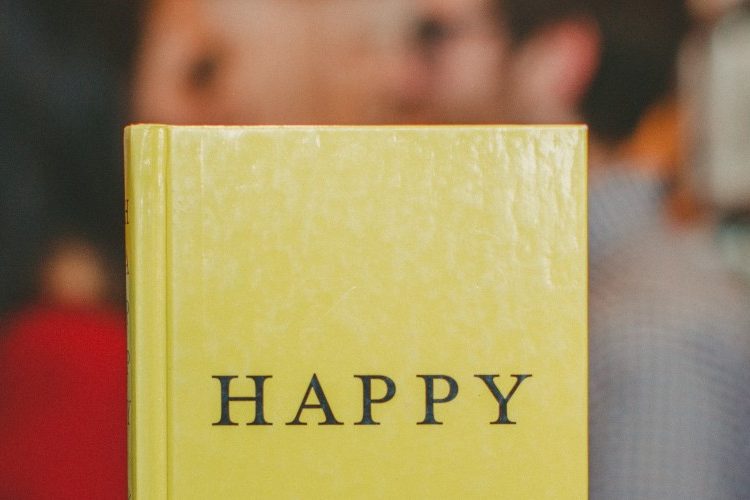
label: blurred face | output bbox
[414,0,514,123]
[132,0,430,124]
[133,0,584,127]
[414,0,596,125]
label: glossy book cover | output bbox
[125,125,588,499]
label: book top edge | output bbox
[125,123,588,133]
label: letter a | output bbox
[286,373,343,426]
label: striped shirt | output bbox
[588,169,750,499]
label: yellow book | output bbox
[125,125,588,499]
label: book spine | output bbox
[125,125,169,499]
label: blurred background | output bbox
[2,0,749,319]
[1,0,749,497]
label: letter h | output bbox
[212,375,272,426]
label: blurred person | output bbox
[132,0,431,125]
[415,0,750,497]
[0,0,146,497]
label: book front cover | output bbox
[126,125,588,499]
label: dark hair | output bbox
[495,0,689,142]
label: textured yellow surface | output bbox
[125,125,588,499]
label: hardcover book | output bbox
[125,125,588,499]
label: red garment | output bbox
[0,306,126,500]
